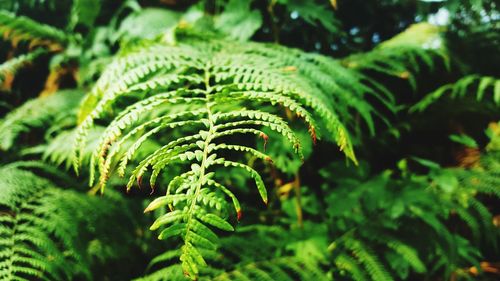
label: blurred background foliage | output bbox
[0,0,499,280]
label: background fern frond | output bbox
[0,163,140,280]
[0,90,83,151]
[411,75,500,112]
[0,10,68,49]
[0,49,46,85]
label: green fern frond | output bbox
[0,49,46,85]
[40,127,104,170]
[341,237,394,281]
[344,23,449,95]
[345,45,447,92]
[0,163,137,280]
[385,240,426,274]
[0,165,89,280]
[134,264,187,281]
[139,224,328,281]
[0,90,83,151]
[334,253,368,281]
[70,30,382,278]
[212,256,329,281]
[411,75,500,112]
[0,10,68,49]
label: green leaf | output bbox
[449,134,478,148]
[214,0,263,41]
[198,214,234,232]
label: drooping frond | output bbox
[0,10,68,49]
[0,49,46,85]
[70,28,385,278]
[411,75,500,112]
[40,127,105,170]
[0,90,83,150]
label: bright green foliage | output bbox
[0,90,84,151]
[71,28,389,278]
[0,10,68,48]
[0,163,135,280]
[412,75,500,112]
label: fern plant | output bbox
[137,224,329,281]
[0,48,46,86]
[0,90,83,151]
[411,75,500,112]
[319,155,500,281]
[68,26,397,278]
[0,162,137,280]
[0,10,68,50]
[344,23,450,93]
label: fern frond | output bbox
[344,23,448,96]
[212,256,329,281]
[40,127,105,170]
[345,45,447,92]
[0,10,68,49]
[70,30,380,278]
[385,240,426,274]
[411,75,500,112]
[0,49,46,85]
[0,163,137,280]
[0,165,88,280]
[334,253,368,281]
[0,90,83,150]
[341,237,394,281]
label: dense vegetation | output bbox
[0,0,499,280]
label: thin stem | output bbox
[183,66,215,247]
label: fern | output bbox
[0,162,139,280]
[212,256,328,281]
[334,253,369,281]
[137,224,329,281]
[0,10,68,49]
[70,28,385,278]
[344,23,449,93]
[411,75,500,112]
[341,238,393,281]
[0,165,84,280]
[0,49,46,85]
[0,90,84,151]
[0,11,69,51]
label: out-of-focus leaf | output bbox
[214,0,262,41]
[449,134,479,148]
[277,0,340,33]
[117,8,181,43]
[69,0,101,30]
